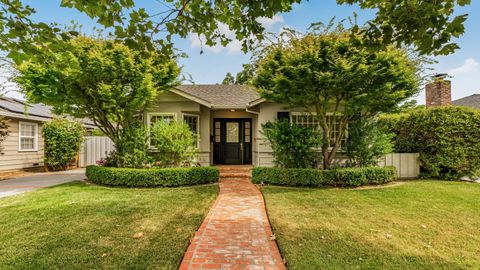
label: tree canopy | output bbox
[0,0,472,65]
[15,36,180,164]
[253,29,420,169]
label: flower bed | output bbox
[252,166,396,187]
[86,166,220,187]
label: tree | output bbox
[253,28,420,169]
[0,0,471,65]
[222,72,235,85]
[15,36,180,166]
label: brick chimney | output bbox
[425,74,451,108]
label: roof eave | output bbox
[170,88,213,108]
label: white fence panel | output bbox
[79,136,115,167]
[378,153,420,179]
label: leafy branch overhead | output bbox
[0,0,473,65]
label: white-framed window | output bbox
[182,113,200,148]
[18,121,38,152]
[147,113,176,127]
[290,112,347,146]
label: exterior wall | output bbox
[254,102,286,166]
[426,79,452,107]
[0,117,45,171]
[147,91,211,166]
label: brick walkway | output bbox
[179,166,286,270]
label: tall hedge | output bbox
[43,118,84,171]
[380,106,480,180]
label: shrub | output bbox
[43,118,84,171]
[345,118,393,167]
[261,120,321,168]
[150,121,197,167]
[113,123,150,168]
[252,166,397,187]
[86,165,219,187]
[381,106,480,180]
[0,116,8,154]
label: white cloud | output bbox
[256,15,284,30]
[448,58,479,76]
[189,15,285,55]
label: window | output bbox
[19,122,38,151]
[148,113,175,127]
[183,114,200,148]
[147,113,176,147]
[290,113,347,146]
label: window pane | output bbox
[21,138,34,150]
[184,115,198,133]
[150,115,174,126]
[21,124,35,136]
[226,122,239,143]
[215,135,221,143]
[245,135,251,143]
[215,122,220,128]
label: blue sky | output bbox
[5,0,480,104]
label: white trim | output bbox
[146,112,177,127]
[182,113,200,149]
[18,121,39,152]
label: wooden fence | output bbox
[79,136,114,167]
[378,153,420,179]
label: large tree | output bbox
[253,29,420,169]
[0,0,472,65]
[15,36,179,165]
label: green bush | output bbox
[43,118,84,171]
[380,106,480,180]
[86,165,219,187]
[113,123,150,168]
[252,166,397,187]
[150,121,197,167]
[345,118,394,167]
[261,120,321,168]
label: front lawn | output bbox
[0,182,218,269]
[262,181,480,270]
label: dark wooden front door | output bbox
[213,119,252,165]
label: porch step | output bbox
[218,166,252,180]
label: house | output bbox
[146,85,344,167]
[425,73,480,109]
[0,96,96,172]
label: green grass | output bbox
[261,181,480,270]
[0,182,218,270]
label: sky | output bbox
[3,0,480,104]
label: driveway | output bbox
[0,168,86,198]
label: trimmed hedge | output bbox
[86,166,220,187]
[252,166,397,187]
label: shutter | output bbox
[277,112,290,122]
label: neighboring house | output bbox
[147,85,344,167]
[0,97,95,172]
[426,73,480,109]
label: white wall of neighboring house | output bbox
[0,117,45,171]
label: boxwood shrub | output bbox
[252,166,397,187]
[86,166,220,187]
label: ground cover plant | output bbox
[0,182,218,269]
[261,181,480,269]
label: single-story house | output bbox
[0,96,96,172]
[146,84,344,167]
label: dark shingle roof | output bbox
[0,96,53,119]
[0,96,96,127]
[452,94,480,109]
[175,85,261,108]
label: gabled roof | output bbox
[452,94,480,110]
[0,96,96,128]
[174,85,261,109]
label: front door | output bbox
[213,119,252,165]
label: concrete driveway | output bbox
[0,168,86,198]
